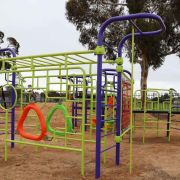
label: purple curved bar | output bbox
[96,13,166,179]
[103,68,131,77]
[123,69,131,78]
[98,13,166,46]
[102,69,117,88]
[0,48,16,57]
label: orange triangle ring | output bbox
[17,103,47,141]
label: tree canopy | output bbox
[66,0,180,92]
[171,0,180,24]
[0,30,20,69]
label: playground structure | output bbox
[133,88,180,143]
[0,13,167,179]
[0,48,131,178]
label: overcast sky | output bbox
[0,0,180,91]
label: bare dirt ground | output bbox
[0,103,179,180]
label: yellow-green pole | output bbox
[129,27,135,174]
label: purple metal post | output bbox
[95,53,103,178]
[96,13,166,179]
[115,72,121,165]
[75,77,78,126]
[11,69,16,148]
[85,79,88,131]
[0,48,16,148]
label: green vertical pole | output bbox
[112,84,115,132]
[89,64,93,139]
[143,90,147,144]
[65,58,68,147]
[4,110,8,161]
[31,58,35,90]
[46,70,49,100]
[168,89,172,142]
[157,92,160,137]
[103,82,108,163]
[129,27,135,174]
[20,78,24,110]
[81,71,86,177]
[59,65,62,93]
[65,55,68,100]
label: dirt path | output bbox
[0,104,179,180]
[0,132,179,180]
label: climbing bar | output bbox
[101,144,116,153]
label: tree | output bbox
[171,0,180,23]
[125,0,180,104]
[0,31,4,44]
[66,0,124,59]
[65,0,180,99]
[171,0,180,57]
[0,30,20,69]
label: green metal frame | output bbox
[133,88,173,143]
[0,50,117,177]
[0,47,135,177]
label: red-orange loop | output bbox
[17,103,47,141]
